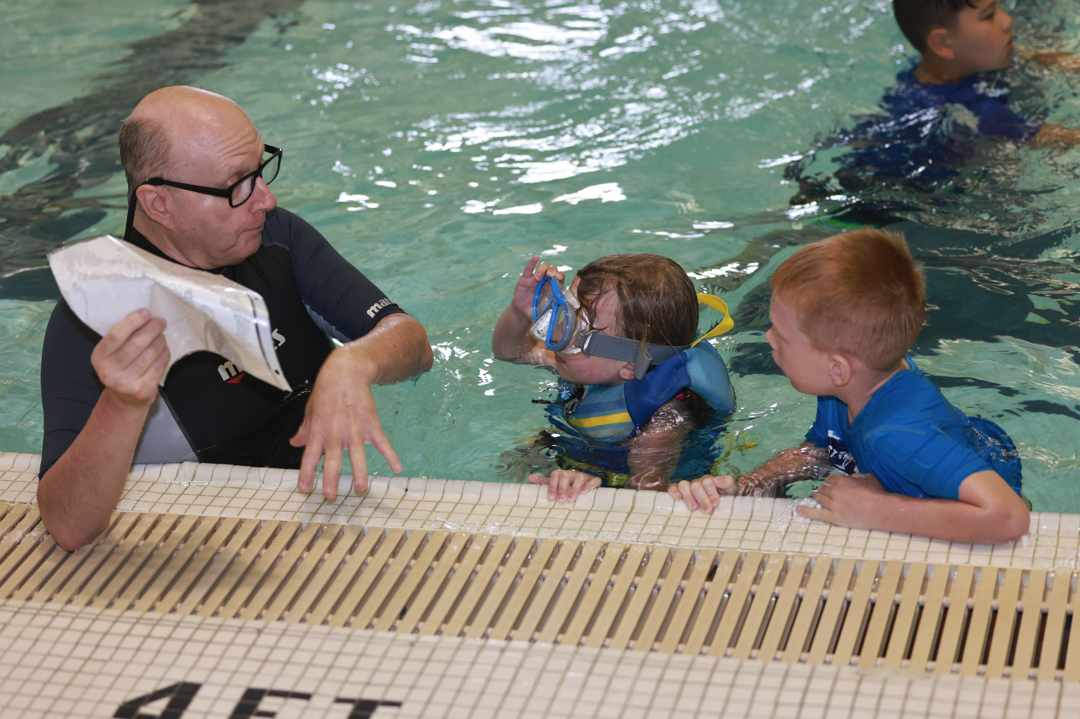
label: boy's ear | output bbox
[134,184,175,229]
[926,26,955,60]
[618,363,637,382]
[828,354,853,388]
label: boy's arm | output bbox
[1024,49,1080,73]
[1031,123,1080,148]
[736,442,831,497]
[625,403,690,492]
[669,442,830,513]
[801,470,1030,543]
[492,255,558,366]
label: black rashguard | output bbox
[39,208,404,478]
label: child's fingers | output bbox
[670,480,698,511]
[553,472,569,501]
[689,481,717,515]
[531,261,564,281]
[547,470,572,501]
[714,475,739,495]
[813,478,836,502]
[796,503,835,526]
[522,255,540,276]
[567,473,599,500]
[566,475,582,501]
[558,471,583,501]
[538,470,596,502]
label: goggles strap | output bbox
[632,347,653,381]
[577,332,689,380]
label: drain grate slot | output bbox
[0,503,1077,682]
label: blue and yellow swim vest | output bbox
[563,340,735,441]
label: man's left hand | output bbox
[290,346,400,499]
[290,313,432,499]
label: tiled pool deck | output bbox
[0,451,1076,718]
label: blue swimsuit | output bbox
[805,357,1022,500]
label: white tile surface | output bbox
[5,452,1079,718]
[4,453,1076,569]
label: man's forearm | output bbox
[37,391,150,551]
[339,313,433,385]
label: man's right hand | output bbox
[39,308,170,551]
[91,309,170,407]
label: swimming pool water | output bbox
[2,0,1079,512]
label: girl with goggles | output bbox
[492,254,736,504]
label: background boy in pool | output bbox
[788,0,1080,207]
[492,254,735,501]
[891,0,1080,145]
[670,230,1029,544]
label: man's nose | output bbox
[251,177,277,211]
[1002,9,1012,30]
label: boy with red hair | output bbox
[672,230,1029,544]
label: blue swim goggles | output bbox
[528,276,733,380]
[529,275,586,352]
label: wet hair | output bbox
[118,114,171,198]
[575,254,698,348]
[769,229,926,372]
[894,0,978,54]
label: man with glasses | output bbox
[38,86,433,551]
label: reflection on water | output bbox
[0,0,304,300]
[2,0,1080,510]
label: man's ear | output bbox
[134,184,174,229]
[829,353,853,388]
[618,363,637,382]
[926,26,954,60]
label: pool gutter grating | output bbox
[0,500,1076,682]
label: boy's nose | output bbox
[1001,9,1012,29]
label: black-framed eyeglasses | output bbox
[142,144,282,208]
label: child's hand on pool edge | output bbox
[512,255,565,319]
[669,475,737,514]
[529,470,601,502]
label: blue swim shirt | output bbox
[785,61,1042,204]
[884,64,1042,140]
[804,357,1023,500]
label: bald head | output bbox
[118,86,254,197]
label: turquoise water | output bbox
[2,0,1080,511]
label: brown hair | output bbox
[576,254,698,347]
[118,115,171,198]
[893,0,978,54]
[769,229,926,371]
